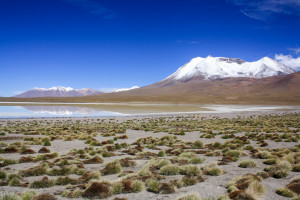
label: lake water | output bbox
[0,102,299,118]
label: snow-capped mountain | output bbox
[114,86,140,92]
[14,87,105,98]
[164,56,295,81]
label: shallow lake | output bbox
[0,102,299,118]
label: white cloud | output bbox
[275,54,300,70]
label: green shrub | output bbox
[3,159,17,166]
[0,171,6,179]
[181,176,198,186]
[263,158,278,165]
[29,177,55,188]
[132,180,145,193]
[276,188,296,197]
[160,164,180,175]
[292,163,300,172]
[158,150,166,157]
[176,192,201,200]
[101,160,122,175]
[112,182,123,194]
[238,160,257,168]
[203,164,223,176]
[0,194,20,200]
[273,170,289,179]
[155,159,171,169]
[145,179,160,193]
[43,141,51,146]
[189,157,205,164]
[21,191,36,200]
[180,165,201,176]
[225,150,241,159]
[55,176,77,185]
[8,177,21,186]
[193,140,204,149]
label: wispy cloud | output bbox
[275,54,300,70]
[62,0,116,18]
[228,0,300,21]
[289,48,300,55]
[176,40,201,44]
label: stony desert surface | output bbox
[0,111,299,200]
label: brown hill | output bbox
[0,72,299,105]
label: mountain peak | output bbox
[164,56,294,81]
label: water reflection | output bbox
[23,106,109,115]
[0,103,299,118]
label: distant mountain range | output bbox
[14,87,104,98]
[14,86,140,98]
[3,56,299,104]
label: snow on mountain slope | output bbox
[14,87,104,98]
[165,56,295,81]
[114,86,140,92]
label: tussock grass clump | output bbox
[145,179,160,193]
[287,177,300,195]
[266,160,293,179]
[179,152,197,159]
[158,150,166,157]
[292,163,300,172]
[189,157,205,164]
[245,180,266,199]
[175,192,202,200]
[7,174,22,187]
[29,176,55,188]
[238,160,257,168]
[119,157,137,167]
[225,150,241,161]
[155,159,172,169]
[263,158,278,165]
[55,176,77,185]
[132,180,145,193]
[0,194,20,200]
[36,152,58,161]
[256,151,272,159]
[21,191,36,200]
[202,164,223,176]
[20,164,48,177]
[47,166,71,176]
[193,140,204,149]
[160,164,180,175]
[77,171,101,183]
[101,160,122,175]
[112,182,124,194]
[2,159,17,166]
[181,176,198,186]
[0,170,7,179]
[276,188,296,197]
[180,165,201,176]
[83,155,104,164]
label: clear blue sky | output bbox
[1,0,300,96]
